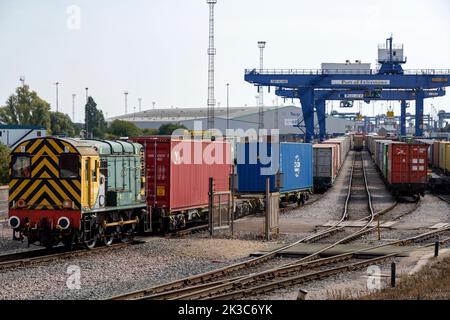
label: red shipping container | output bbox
[130,137,232,212]
[388,143,428,185]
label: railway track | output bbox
[436,194,450,205]
[0,242,135,271]
[166,225,209,238]
[114,227,450,300]
[111,151,419,300]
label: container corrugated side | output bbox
[388,143,428,185]
[236,142,313,193]
[280,143,313,193]
[170,140,231,211]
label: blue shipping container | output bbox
[236,142,313,193]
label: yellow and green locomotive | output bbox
[8,137,148,249]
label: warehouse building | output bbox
[108,106,356,139]
[0,125,46,148]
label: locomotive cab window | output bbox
[92,161,98,182]
[11,156,31,178]
[60,154,79,178]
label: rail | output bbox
[245,69,450,76]
[111,152,406,301]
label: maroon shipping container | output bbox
[131,137,232,210]
[387,143,428,196]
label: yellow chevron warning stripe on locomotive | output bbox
[9,137,82,210]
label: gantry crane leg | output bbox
[316,99,326,142]
[415,89,424,137]
[298,89,315,143]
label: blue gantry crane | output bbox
[245,37,450,142]
[276,87,445,139]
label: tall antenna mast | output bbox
[72,94,76,122]
[206,0,217,130]
[258,41,266,130]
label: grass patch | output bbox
[328,255,450,300]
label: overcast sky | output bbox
[1,0,449,123]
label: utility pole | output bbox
[258,41,266,130]
[206,0,217,130]
[138,98,142,112]
[124,91,129,115]
[152,101,156,110]
[55,82,60,113]
[20,76,25,87]
[226,83,230,135]
[85,87,89,138]
[72,94,76,122]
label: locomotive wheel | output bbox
[103,232,114,246]
[99,225,114,246]
[85,238,97,250]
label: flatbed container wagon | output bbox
[130,137,232,232]
[236,142,313,203]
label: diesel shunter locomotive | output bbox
[8,137,148,249]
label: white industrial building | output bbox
[0,125,46,148]
[108,105,356,139]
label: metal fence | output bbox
[208,177,233,237]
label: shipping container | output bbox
[130,137,232,231]
[387,143,428,196]
[439,142,450,172]
[414,139,435,168]
[323,135,351,167]
[352,134,364,151]
[236,142,313,194]
[433,141,440,169]
[377,140,397,179]
[366,135,387,156]
[446,143,450,173]
[313,144,338,190]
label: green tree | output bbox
[50,112,78,137]
[0,143,9,185]
[108,120,142,138]
[85,97,107,138]
[158,123,188,135]
[0,85,51,129]
[143,128,159,136]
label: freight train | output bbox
[367,135,429,197]
[7,134,352,248]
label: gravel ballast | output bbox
[0,237,271,300]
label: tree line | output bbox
[0,84,187,184]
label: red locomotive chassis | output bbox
[131,137,232,212]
